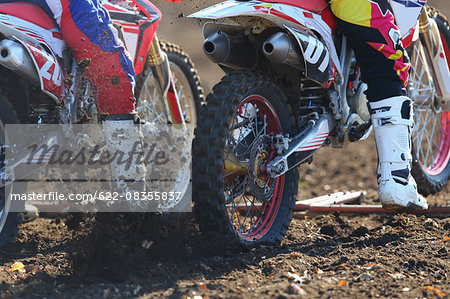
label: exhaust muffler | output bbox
[203,31,257,70]
[263,30,332,85]
[0,39,39,83]
[262,32,303,67]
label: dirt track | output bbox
[1,0,449,298]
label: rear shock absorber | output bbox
[297,79,327,127]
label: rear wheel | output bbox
[408,7,450,195]
[192,72,298,247]
[0,94,22,247]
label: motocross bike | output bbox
[0,0,204,246]
[190,0,450,246]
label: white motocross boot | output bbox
[102,115,147,196]
[370,96,428,210]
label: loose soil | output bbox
[1,137,448,298]
[1,0,449,298]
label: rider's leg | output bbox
[369,96,427,209]
[329,0,428,209]
[34,0,159,195]
[54,0,153,193]
[42,0,137,114]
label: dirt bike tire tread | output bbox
[411,7,450,196]
[135,40,204,121]
[192,72,298,247]
[0,96,22,247]
[159,41,205,109]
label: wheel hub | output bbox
[248,135,276,202]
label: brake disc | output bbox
[248,135,276,202]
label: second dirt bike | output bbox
[190,0,450,246]
[0,0,203,246]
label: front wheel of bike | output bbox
[135,40,204,125]
[135,41,204,210]
[192,72,298,247]
[408,7,450,196]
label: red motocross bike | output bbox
[190,0,450,246]
[0,0,203,246]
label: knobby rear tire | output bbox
[192,72,298,247]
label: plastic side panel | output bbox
[285,26,331,86]
[389,0,425,41]
[122,29,139,62]
[112,21,140,62]
[130,0,161,75]
[0,15,65,57]
[105,3,144,65]
[320,7,336,32]
[20,40,62,102]
[188,0,245,19]
[106,1,161,75]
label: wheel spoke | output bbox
[424,115,438,166]
[408,33,449,174]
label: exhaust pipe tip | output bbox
[203,31,230,63]
[263,32,292,64]
[203,30,258,70]
[263,32,305,69]
[0,47,9,60]
[0,39,39,82]
[0,45,18,70]
[263,42,274,55]
[203,40,216,55]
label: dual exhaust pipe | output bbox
[203,31,304,70]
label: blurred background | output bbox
[155,0,450,93]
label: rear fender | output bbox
[202,18,276,38]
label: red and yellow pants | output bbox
[329,0,410,101]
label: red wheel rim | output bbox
[419,32,450,176]
[226,95,285,241]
